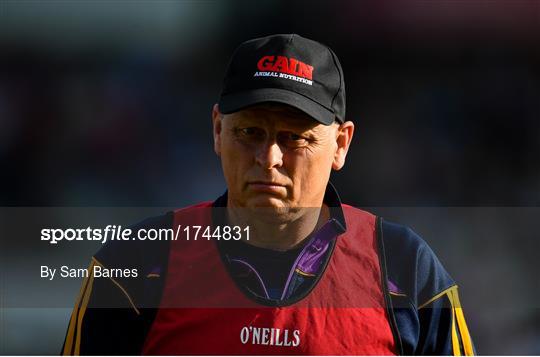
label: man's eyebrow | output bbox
[282,125,317,134]
[280,119,320,131]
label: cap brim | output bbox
[218,88,336,125]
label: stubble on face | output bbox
[218,104,338,223]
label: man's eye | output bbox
[236,127,264,139]
[289,133,307,141]
[280,132,308,147]
[286,133,299,141]
[237,127,253,135]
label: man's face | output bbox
[212,103,353,211]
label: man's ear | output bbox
[212,103,223,156]
[332,121,354,171]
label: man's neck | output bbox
[226,203,330,251]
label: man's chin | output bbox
[241,196,301,222]
[246,195,288,208]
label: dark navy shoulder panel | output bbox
[380,219,460,355]
[381,219,455,307]
[93,212,173,307]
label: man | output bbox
[63,34,475,355]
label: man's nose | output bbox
[255,140,284,169]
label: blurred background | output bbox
[1,0,539,354]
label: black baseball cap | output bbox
[218,34,346,125]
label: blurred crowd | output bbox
[1,0,539,354]
[2,1,538,207]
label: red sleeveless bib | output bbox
[142,202,397,355]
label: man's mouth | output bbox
[247,181,287,194]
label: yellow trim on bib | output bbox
[92,257,141,315]
[62,260,93,355]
